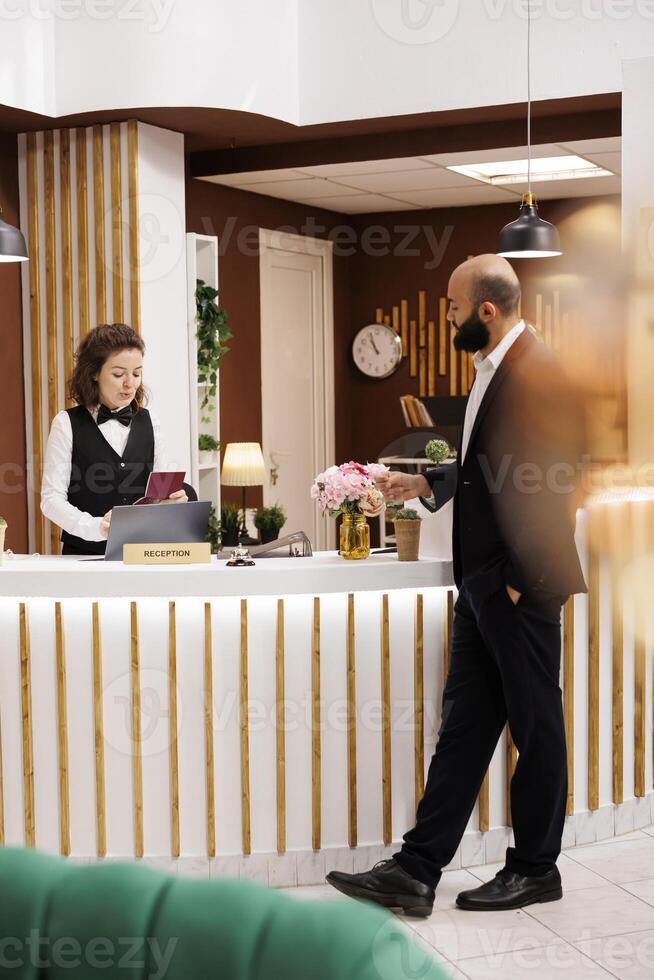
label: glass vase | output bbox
[339,513,370,560]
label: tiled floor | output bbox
[281,826,654,979]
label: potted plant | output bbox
[220,502,242,548]
[311,461,389,560]
[198,434,220,466]
[205,505,222,554]
[0,516,6,567]
[425,438,453,464]
[196,279,232,425]
[254,504,286,544]
[393,508,422,561]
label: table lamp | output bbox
[221,442,266,545]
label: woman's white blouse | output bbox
[40,406,169,542]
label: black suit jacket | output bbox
[423,327,587,607]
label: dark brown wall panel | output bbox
[0,132,28,553]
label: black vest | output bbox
[62,405,154,555]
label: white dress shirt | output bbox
[460,320,525,463]
[41,406,168,542]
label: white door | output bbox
[259,230,335,552]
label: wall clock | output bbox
[352,323,402,379]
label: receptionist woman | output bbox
[41,323,187,556]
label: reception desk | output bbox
[0,532,651,886]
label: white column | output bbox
[136,124,191,476]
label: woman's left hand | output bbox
[168,489,188,503]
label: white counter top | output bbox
[0,551,454,598]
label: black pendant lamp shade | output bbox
[497,192,562,259]
[0,208,28,263]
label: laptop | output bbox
[104,501,212,561]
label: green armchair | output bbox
[0,847,444,980]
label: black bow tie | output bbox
[97,404,133,427]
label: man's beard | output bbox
[452,311,490,353]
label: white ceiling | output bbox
[199,137,621,214]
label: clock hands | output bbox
[368,331,380,356]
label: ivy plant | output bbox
[196,279,232,424]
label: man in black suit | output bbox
[327,254,587,916]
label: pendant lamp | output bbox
[0,206,28,263]
[497,4,562,259]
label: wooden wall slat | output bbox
[587,555,600,811]
[92,125,106,322]
[381,593,392,845]
[276,599,286,854]
[203,602,215,856]
[43,130,59,554]
[240,599,251,854]
[400,299,408,357]
[26,133,44,554]
[409,320,417,377]
[346,593,357,848]
[449,324,458,396]
[438,297,447,376]
[427,320,436,396]
[418,289,426,341]
[55,602,70,856]
[478,771,489,832]
[392,305,400,335]
[60,130,74,409]
[110,122,123,322]
[634,603,646,798]
[168,602,180,858]
[75,128,90,338]
[375,308,383,324]
[563,596,575,816]
[312,596,321,851]
[19,603,35,846]
[130,602,144,857]
[419,347,427,398]
[414,593,424,811]
[611,561,623,804]
[127,119,140,333]
[506,730,517,827]
[92,602,106,856]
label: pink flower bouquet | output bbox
[311,461,388,519]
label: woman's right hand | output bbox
[100,510,112,539]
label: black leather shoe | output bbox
[456,866,562,911]
[326,859,434,917]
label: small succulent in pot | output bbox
[198,434,220,452]
[393,507,422,561]
[425,439,452,464]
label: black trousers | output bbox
[395,583,567,890]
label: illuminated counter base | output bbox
[0,540,651,886]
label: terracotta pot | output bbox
[394,519,421,561]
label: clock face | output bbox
[352,324,402,379]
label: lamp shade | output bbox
[221,442,266,487]
[0,213,28,263]
[497,196,562,259]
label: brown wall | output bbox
[0,132,28,553]
[185,175,352,510]
[186,176,621,496]
[346,194,622,465]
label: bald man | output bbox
[327,255,586,916]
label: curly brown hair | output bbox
[67,324,148,409]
